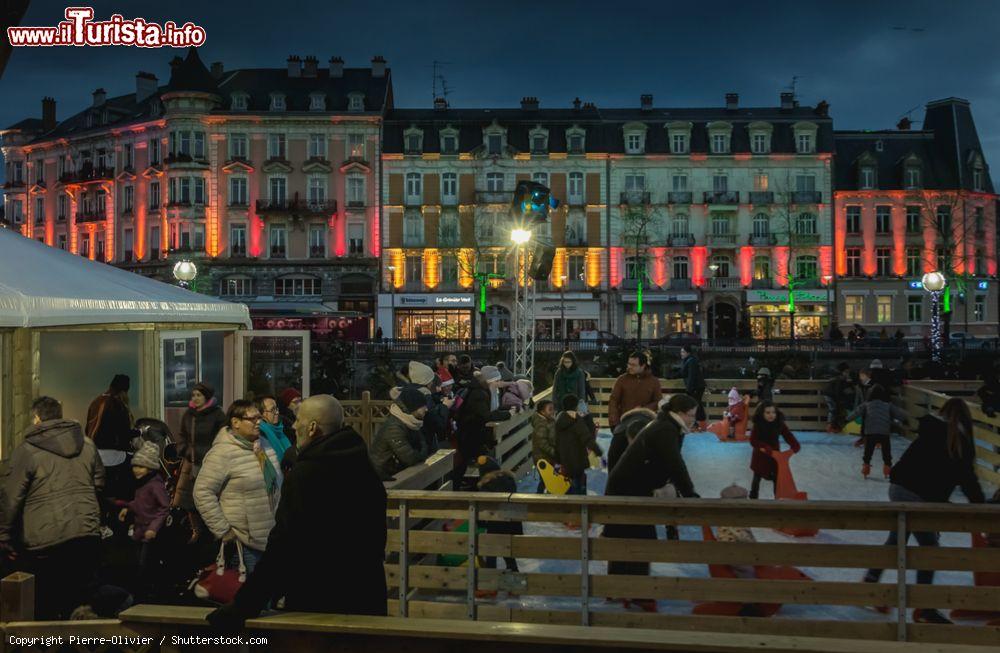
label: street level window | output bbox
[222,276,253,296]
[907,296,922,323]
[975,296,986,321]
[275,276,320,296]
[844,296,863,322]
[876,296,892,323]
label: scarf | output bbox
[189,397,217,412]
[390,403,424,430]
[259,420,292,463]
[234,432,279,512]
[669,412,691,434]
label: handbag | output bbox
[191,540,246,604]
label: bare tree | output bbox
[0,1,31,80]
[619,198,660,341]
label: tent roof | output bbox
[0,229,249,328]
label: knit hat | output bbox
[476,455,501,475]
[279,387,301,407]
[479,365,502,384]
[870,359,884,369]
[193,381,214,400]
[496,362,515,383]
[110,374,130,393]
[757,367,771,378]
[131,441,160,471]
[561,394,579,412]
[720,483,749,499]
[515,379,534,398]
[397,384,429,414]
[728,388,742,406]
[406,361,436,387]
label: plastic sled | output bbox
[536,459,571,496]
[771,449,818,537]
[707,397,750,442]
[950,532,1000,621]
[842,421,862,435]
[438,520,486,567]
[692,526,809,617]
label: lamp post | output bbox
[172,259,197,289]
[386,265,396,341]
[708,263,719,345]
[560,275,568,348]
[923,271,946,362]
[822,275,834,340]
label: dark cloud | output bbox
[2,0,999,176]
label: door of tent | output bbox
[233,330,311,405]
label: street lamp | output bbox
[387,265,396,341]
[172,260,197,289]
[923,270,947,362]
[822,275,834,339]
[510,228,531,246]
[708,263,719,345]
[560,275,568,348]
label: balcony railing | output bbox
[348,243,366,256]
[269,247,286,258]
[346,199,366,208]
[668,234,695,247]
[791,233,821,245]
[619,190,650,205]
[255,199,338,214]
[667,191,692,204]
[75,210,106,223]
[403,234,424,248]
[749,191,774,204]
[751,278,774,289]
[710,277,743,290]
[565,234,588,247]
[670,278,693,290]
[566,194,585,206]
[704,191,739,204]
[708,233,737,246]
[792,190,822,204]
[476,190,514,204]
[749,234,776,246]
[163,152,209,167]
[2,180,25,189]
[230,246,246,257]
[309,246,326,259]
[60,166,114,185]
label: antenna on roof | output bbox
[785,75,800,96]
[432,60,452,101]
[897,104,923,126]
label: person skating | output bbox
[755,367,776,404]
[680,346,707,427]
[116,441,169,602]
[475,456,522,575]
[862,398,984,625]
[552,351,587,412]
[845,384,905,479]
[722,387,747,439]
[530,400,557,493]
[607,407,657,472]
[608,351,661,429]
[369,385,430,481]
[748,401,800,499]
[555,394,601,495]
[823,363,857,432]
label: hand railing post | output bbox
[580,503,590,626]
[399,499,409,617]
[467,501,479,620]
[896,510,907,641]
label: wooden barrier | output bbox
[385,491,1000,646]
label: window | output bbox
[222,276,252,296]
[308,176,327,205]
[569,134,584,153]
[906,247,921,277]
[672,256,689,280]
[671,133,688,154]
[193,177,206,205]
[672,174,688,191]
[796,133,813,153]
[905,166,921,189]
[975,248,986,276]
[405,256,423,284]
[975,207,984,233]
[348,94,364,112]
[753,173,769,191]
[268,133,286,160]
[57,234,66,250]
[275,276,321,296]
[231,94,248,111]
[876,296,892,323]
[269,225,287,258]
[95,234,105,260]
[348,222,365,255]
[230,224,246,256]
[875,206,891,233]
[711,214,731,235]
[860,166,875,189]
[753,213,769,237]
[796,255,817,280]
[937,247,947,272]
[532,172,549,187]
[532,135,547,153]
[149,226,160,258]
[80,233,90,257]
[973,166,984,191]
[403,210,424,246]
[671,214,689,237]
[149,138,160,165]
[846,206,861,234]
[179,226,190,250]
[846,248,861,277]
[193,224,205,251]
[96,189,107,214]
[440,133,458,154]
[975,296,986,322]
[568,172,583,202]
[440,253,458,285]
[406,173,422,200]
[308,134,326,159]
[487,134,503,155]
[406,134,422,153]
[907,296,922,323]
[795,175,815,192]
[795,212,817,235]
[753,255,770,281]
[348,133,365,158]
[936,205,951,236]
[845,296,864,322]
[270,177,287,203]
[441,173,457,201]
[270,93,286,111]
[751,133,769,154]
[57,158,65,179]
[34,197,44,224]
[876,247,891,277]
[123,144,133,169]
[439,211,459,246]
[149,181,160,209]
[712,175,727,192]
[57,195,67,221]
[624,256,646,280]
[347,176,365,205]
[906,206,921,233]
[309,93,325,111]
[123,185,134,213]
[7,199,22,223]
[309,226,326,257]
[712,254,731,278]
[626,134,642,154]
[711,133,728,154]
[568,254,586,283]
[566,213,586,245]
[486,172,504,192]
[229,177,247,206]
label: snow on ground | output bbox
[491,430,999,620]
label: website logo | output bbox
[8,7,206,48]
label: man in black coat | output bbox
[207,395,387,628]
[679,346,706,425]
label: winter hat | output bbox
[397,384,429,414]
[110,374,130,393]
[279,387,301,407]
[193,381,214,400]
[406,361,436,387]
[727,388,742,406]
[515,379,534,398]
[479,365,502,384]
[757,367,772,378]
[870,359,884,369]
[496,362,515,383]
[476,455,501,475]
[720,483,749,499]
[131,441,160,471]
[561,394,579,412]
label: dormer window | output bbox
[623,122,647,155]
[230,93,249,111]
[483,121,507,156]
[404,126,424,154]
[973,166,984,191]
[270,93,286,111]
[566,125,586,154]
[748,122,773,154]
[529,126,549,154]
[707,121,732,154]
[905,166,921,189]
[860,165,876,189]
[439,126,459,154]
[309,92,326,111]
[348,93,365,112]
[793,122,818,154]
[712,134,728,154]
[666,122,692,154]
[875,140,884,152]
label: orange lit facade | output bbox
[833,98,997,338]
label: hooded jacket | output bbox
[680,355,706,394]
[890,414,984,503]
[455,375,494,459]
[530,412,557,463]
[122,472,170,541]
[369,411,429,481]
[231,425,387,617]
[555,411,597,478]
[845,399,906,436]
[0,420,105,550]
[606,406,695,499]
[608,368,662,427]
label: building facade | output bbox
[833,98,998,339]
[1,49,389,337]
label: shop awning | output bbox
[244,301,339,315]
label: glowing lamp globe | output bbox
[921,271,946,292]
[510,228,531,245]
[173,260,198,283]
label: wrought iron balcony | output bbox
[791,233,822,245]
[708,233,737,246]
[792,190,822,204]
[667,191,692,204]
[749,234,776,246]
[709,277,743,290]
[75,210,106,223]
[670,279,693,290]
[620,190,651,205]
[668,234,695,247]
[60,166,114,185]
[309,246,327,259]
[255,198,338,214]
[751,278,774,289]
[749,191,774,204]
[704,191,739,204]
[476,190,514,204]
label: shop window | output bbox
[876,296,892,323]
[844,296,864,322]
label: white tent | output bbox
[0,229,249,328]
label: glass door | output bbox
[234,330,310,401]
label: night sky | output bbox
[2,0,999,180]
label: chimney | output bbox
[371,55,386,78]
[780,92,795,110]
[210,61,224,79]
[329,56,344,78]
[92,88,106,107]
[433,96,448,111]
[815,100,830,117]
[725,93,739,110]
[302,55,318,77]
[640,94,653,111]
[572,97,581,110]
[520,96,539,111]
[582,102,596,109]
[135,72,158,103]
[897,116,912,131]
[41,97,56,130]
[287,55,301,77]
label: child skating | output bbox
[748,401,800,499]
[844,384,905,479]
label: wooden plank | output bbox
[1,572,34,621]
[907,583,1000,610]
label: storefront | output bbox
[533,296,601,340]
[620,292,699,339]
[377,293,474,339]
[746,289,830,339]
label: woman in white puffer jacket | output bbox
[194,400,281,572]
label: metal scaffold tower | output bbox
[510,242,536,379]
